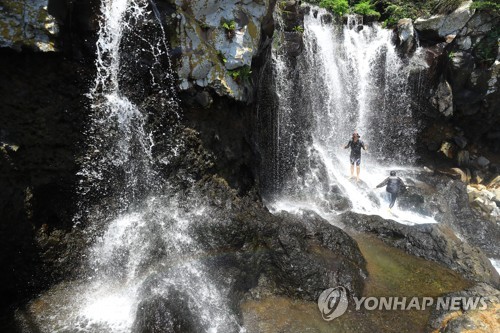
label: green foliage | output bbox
[448,51,455,59]
[353,0,381,19]
[292,25,305,33]
[221,20,237,40]
[471,0,500,12]
[379,0,498,28]
[383,3,420,27]
[473,26,499,66]
[217,51,227,64]
[229,66,252,83]
[221,20,236,31]
[319,0,349,16]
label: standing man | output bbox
[344,131,367,182]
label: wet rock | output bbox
[282,31,304,57]
[427,141,441,151]
[320,12,333,25]
[448,51,475,91]
[338,211,500,287]
[193,90,213,108]
[398,189,426,215]
[191,177,367,301]
[395,19,417,56]
[428,283,500,333]
[281,1,304,31]
[414,175,500,258]
[132,291,203,333]
[439,141,456,159]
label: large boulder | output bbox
[191,177,367,301]
[338,211,500,287]
[414,1,475,42]
[132,291,204,333]
[420,176,500,258]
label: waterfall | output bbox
[79,0,177,212]
[26,1,241,332]
[268,7,434,225]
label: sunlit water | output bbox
[490,258,500,274]
[268,7,433,226]
[25,0,240,332]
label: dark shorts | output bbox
[350,156,361,166]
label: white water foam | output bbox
[268,7,433,226]
[27,1,241,332]
[490,258,500,275]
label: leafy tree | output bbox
[353,0,381,19]
[320,0,349,16]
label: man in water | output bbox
[344,131,367,182]
[376,171,406,209]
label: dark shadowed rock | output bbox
[395,18,417,56]
[132,291,202,333]
[191,177,367,301]
[338,211,499,287]
[422,176,500,258]
[399,173,500,258]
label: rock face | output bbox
[132,291,204,333]
[431,79,454,117]
[0,0,59,51]
[127,178,366,331]
[338,211,500,287]
[421,5,500,149]
[171,0,276,102]
[190,178,367,302]
[468,183,500,222]
[0,49,93,313]
[403,174,500,258]
[445,9,500,141]
[414,1,475,42]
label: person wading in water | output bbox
[376,171,406,210]
[344,131,367,182]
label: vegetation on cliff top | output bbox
[306,0,499,27]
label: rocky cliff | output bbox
[0,1,499,332]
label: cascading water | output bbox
[268,7,434,225]
[23,1,241,332]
